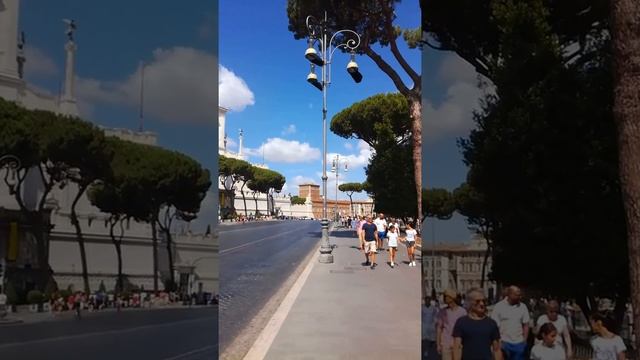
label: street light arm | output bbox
[328,29,361,64]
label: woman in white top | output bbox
[387,225,399,268]
[530,322,566,360]
[402,222,418,266]
[535,300,572,358]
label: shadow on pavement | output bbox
[329,231,358,238]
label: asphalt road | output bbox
[218,220,321,353]
[0,306,217,360]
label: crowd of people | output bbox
[351,213,418,269]
[423,286,633,360]
[46,290,217,317]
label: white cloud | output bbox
[344,142,353,150]
[327,140,373,170]
[293,175,316,185]
[76,47,219,124]
[246,138,320,163]
[219,65,255,111]
[24,45,59,78]
[424,54,488,140]
[281,124,296,136]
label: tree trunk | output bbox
[481,243,490,289]
[28,212,50,291]
[253,193,259,216]
[151,219,159,294]
[70,184,90,295]
[241,182,248,216]
[109,218,123,294]
[348,194,354,217]
[612,0,640,352]
[409,97,422,232]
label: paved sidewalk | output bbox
[263,229,421,360]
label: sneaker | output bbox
[412,261,417,266]
[391,262,394,268]
[371,264,375,270]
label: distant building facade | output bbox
[218,109,374,220]
[422,235,498,301]
[0,0,217,297]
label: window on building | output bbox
[437,260,441,268]
[436,280,441,289]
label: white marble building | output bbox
[422,235,498,301]
[0,0,217,295]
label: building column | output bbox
[59,40,79,117]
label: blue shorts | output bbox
[501,342,526,360]
[377,231,386,240]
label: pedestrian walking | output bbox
[374,213,387,251]
[529,323,565,360]
[534,300,572,358]
[74,292,82,319]
[589,311,627,360]
[423,296,439,360]
[361,215,379,269]
[490,286,530,360]
[387,225,399,268]
[403,222,418,266]
[437,289,468,360]
[452,288,502,360]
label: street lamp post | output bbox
[331,154,348,223]
[0,155,20,296]
[304,12,362,264]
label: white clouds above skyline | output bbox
[76,47,218,124]
[327,140,373,170]
[24,45,59,78]
[219,65,255,111]
[246,138,320,163]
[423,54,488,141]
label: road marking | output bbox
[162,344,219,360]
[0,316,216,349]
[220,227,310,255]
[242,244,318,360]
[219,222,290,234]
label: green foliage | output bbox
[59,289,72,299]
[339,182,364,195]
[366,143,416,218]
[428,0,625,299]
[290,195,307,205]
[27,290,44,304]
[422,188,455,220]
[331,93,415,218]
[331,93,411,149]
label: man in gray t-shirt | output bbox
[490,286,530,360]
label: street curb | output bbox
[242,241,320,360]
[0,318,23,325]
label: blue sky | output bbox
[19,0,217,232]
[219,0,420,203]
[421,44,493,243]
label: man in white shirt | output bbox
[490,286,530,360]
[373,213,387,250]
